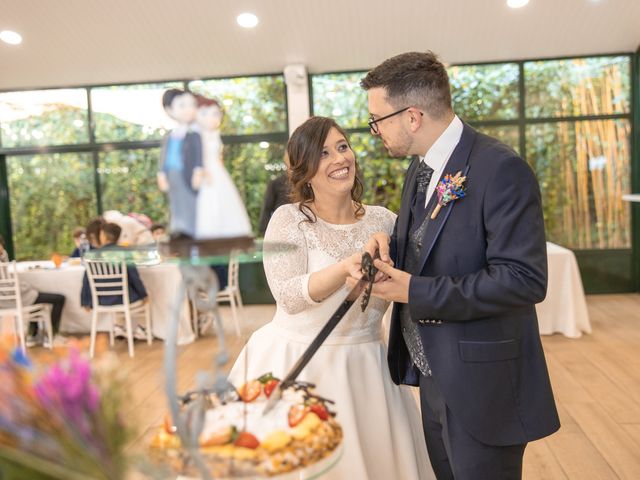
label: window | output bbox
[526,119,631,249]
[224,142,287,233]
[312,72,369,129]
[99,148,168,225]
[448,63,520,121]
[91,82,182,143]
[188,76,287,135]
[0,74,289,259]
[7,153,97,260]
[524,56,631,118]
[0,89,88,148]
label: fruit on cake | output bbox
[150,373,343,477]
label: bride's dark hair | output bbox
[287,116,364,223]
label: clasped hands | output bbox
[343,232,411,304]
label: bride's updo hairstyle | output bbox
[287,116,364,223]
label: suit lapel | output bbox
[396,157,419,269]
[415,123,477,273]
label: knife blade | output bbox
[262,252,377,415]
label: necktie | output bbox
[411,161,434,222]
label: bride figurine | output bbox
[194,94,252,239]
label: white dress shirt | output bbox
[420,115,463,208]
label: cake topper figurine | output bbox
[157,89,203,239]
[194,94,252,239]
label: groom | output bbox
[359,52,560,479]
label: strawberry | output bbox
[238,380,261,402]
[263,379,279,398]
[234,431,260,449]
[309,403,329,421]
[288,404,309,427]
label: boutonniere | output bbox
[431,171,467,219]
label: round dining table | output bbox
[16,260,195,344]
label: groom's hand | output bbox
[346,259,411,303]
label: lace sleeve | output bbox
[263,205,318,315]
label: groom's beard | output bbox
[382,127,413,158]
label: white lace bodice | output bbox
[263,203,396,341]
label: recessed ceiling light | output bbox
[0,30,23,45]
[237,13,259,29]
[507,0,530,8]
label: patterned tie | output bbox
[411,161,434,223]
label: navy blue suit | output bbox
[387,124,560,476]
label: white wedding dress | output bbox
[195,131,252,239]
[229,204,433,480]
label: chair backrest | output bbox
[228,251,240,289]
[0,261,22,311]
[84,259,130,306]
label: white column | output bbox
[283,64,310,135]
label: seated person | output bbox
[80,223,150,340]
[70,227,91,258]
[103,210,154,246]
[151,223,166,241]
[86,217,105,249]
[0,235,67,347]
[24,287,67,348]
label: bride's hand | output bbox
[341,253,364,280]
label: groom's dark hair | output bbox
[361,51,452,120]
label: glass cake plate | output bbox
[174,443,344,480]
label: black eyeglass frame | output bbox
[367,107,422,133]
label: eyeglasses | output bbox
[368,107,423,134]
[368,107,409,134]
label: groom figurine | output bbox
[359,51,560,479]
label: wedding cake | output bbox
[150,373,343,477]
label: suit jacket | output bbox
[387,123,560,446]
[159,129,203,193]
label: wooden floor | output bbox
[36,295,640,479]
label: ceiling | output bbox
[1,0,639,91]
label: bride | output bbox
[229,116,433,479]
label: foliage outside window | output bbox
[448,63,520,121]
[99,148,168,225]
[224,142,287,234]
[7,153,97,260]
[524,56,631,118]
[312,72,369,129]
[91,83,182,143]
[188,76,287,135]
[312,56,631,250]
[0,89,88,148]
[527,119,631,249]
[1,74,288,259]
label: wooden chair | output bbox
[85,259,152,358]
[0,261,54,352]
[216,251,243,336]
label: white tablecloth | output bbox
[16,261,195,345]
[535,242,591,338]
